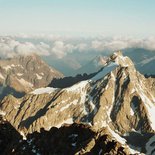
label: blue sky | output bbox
[0,0,155,36]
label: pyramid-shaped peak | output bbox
[109,51,134,68]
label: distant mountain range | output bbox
[122,48,155,75]
[74,55,107,75]
[42,48,155,76]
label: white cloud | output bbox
[50,41,75,59]
[0,35,155,59]
[0,37,50,58]
[91,37,155,51]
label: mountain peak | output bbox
[1,52,155,154]
[0,54,63,95]
[109,51,134,68]
[111,51,123,59]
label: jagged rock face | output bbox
[1,51,155,154]
[3,123,130,155]
[0,54,63,93]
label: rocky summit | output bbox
[0,51,155,154]
[0,54,63,95]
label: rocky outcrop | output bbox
[0,116,22,155]
[0,54,63,94]
[2,122,130,155]
[1,51,155,154]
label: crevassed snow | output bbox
[91,62,118,81]
[146,135,155,155]
[31,87,57,95]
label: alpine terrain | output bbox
[0,54,63,99]
[0,51,155,154]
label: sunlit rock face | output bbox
[0,54,63,94]
[1,51,155,154]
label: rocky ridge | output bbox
[0,118,131,155]
[1,51,155,154]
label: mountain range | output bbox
[42,48,155,77]
[0,51,155,154]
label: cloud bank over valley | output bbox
[0,35,155,59]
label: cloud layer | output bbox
[0,35,155,59]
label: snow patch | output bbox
[65,80,89,92]
[3,65,11,71]
[130,102,137,116]
[130,108,134,116]
[11,64,15,67]
[114,53,133,67]
[91,62,118,81]
[36,74,42,80]
[31,87,57,95]
[107,126,126,145]
[20,131,27,140]
[17,73,23,76]
[17,78,33,88]
[56,118,73,128]
[136,85,155,130]
[128,145,141,154]
[0,73,4,79]
[59,100,78,112]
[0,110,6,116]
